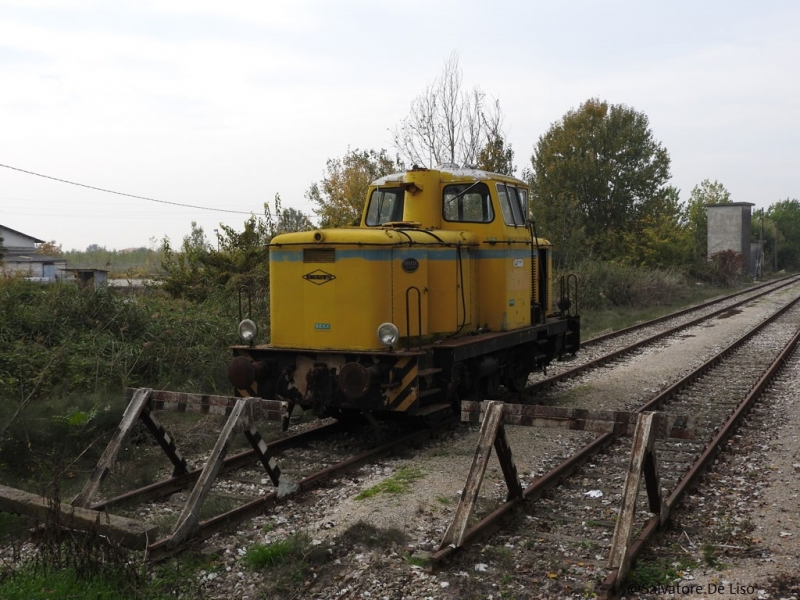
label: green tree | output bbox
[36,240,63,256]
[622,187,692,268]
[306,148,402,228]
[477,131,516,175]
[392,52,509,169]
[767,198,800,270]
[685,179,731,260]
[277,206,313,234]
[529,99,672,265]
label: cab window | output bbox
[365,188,404,226]
[496,183,525,226]
[443,182,493,223]
[518,188,528,221]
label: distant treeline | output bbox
[64,246,164,279]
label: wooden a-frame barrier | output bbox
[71,388,297,548]
[440,401,695,585]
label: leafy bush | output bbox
[689,250,748,287]
[0,278,234,403]
[570,261,688,311]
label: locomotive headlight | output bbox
[377,322,399,347]
[238,319,258,345]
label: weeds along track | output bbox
[434,285,800,598]
[527,275,800,393]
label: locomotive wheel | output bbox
[505,368,530,392]
[504,355,531,392]
[476,373,500,399]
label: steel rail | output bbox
[581,274,799,349]
[431,290,800,567]
[525,275,800,395]
[145,416,459,561]
[90,419,346,511]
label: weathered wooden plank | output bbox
[608,412,659,582]
[493,423,523,501]
[140,405,188,476]
[169,398,249,547]
[461,402,694,439]
[0,484,156,549]
[72,388,153,508]
[440,400,505,549]
[244,426,298,498]
[125,388,287,422]
[643,442,667,524]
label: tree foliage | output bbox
[477,132,515,175]
[277,206,313,234]
[529,99,672,267]
[306,148,402,228]
[621,187,692,268]
[36,240,63,256]
[767,198,800,270]
[160,195,290,304]
[392,53,510,170]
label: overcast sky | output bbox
[1,1,798,251]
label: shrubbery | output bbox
[0,278,235,402]
[572,261,688,311]
[688,250,749,287]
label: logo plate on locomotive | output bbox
[303,269,336,285]
[401,258,419,273]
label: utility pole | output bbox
[757,209,764,280]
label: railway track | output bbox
[527,274,800,394]
[90,410,458,561]
[432,283,800,598]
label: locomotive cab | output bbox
[228,166,579,421]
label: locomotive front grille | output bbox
[304,248,335,263]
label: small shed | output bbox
[61,267,109,289]
[706,203,755,271]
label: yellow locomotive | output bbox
[227,165,579,421]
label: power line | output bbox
[0,162,255,215]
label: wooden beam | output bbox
[440,401,505,549]
[0,484,156,549]
[72,388,153,508]
[126,388,287,422]
[461,402,694,439]
[140,405,188,477]
[168,398,249,547]
[608,412,660,582]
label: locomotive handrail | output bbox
[237,286,252,322]
[405,286,423,350]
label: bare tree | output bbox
[392,53,507,169]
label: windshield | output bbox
[365,188,404,226]
[443,182,493,223]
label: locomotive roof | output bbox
[371,165,527,187]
